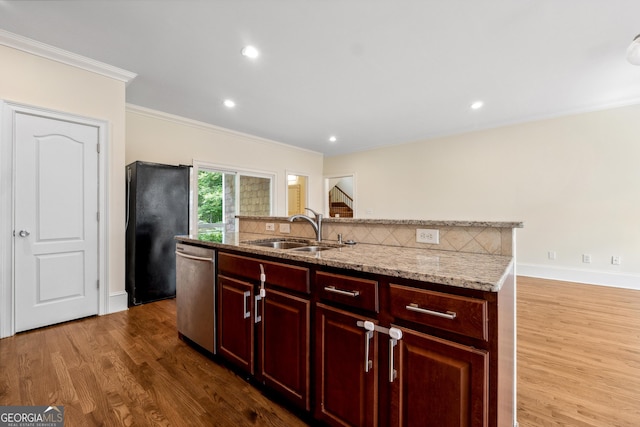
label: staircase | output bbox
[329,186,354,218]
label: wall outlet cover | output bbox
[265,223,275,231]
[279,223,291,233]
[416,228,439,244]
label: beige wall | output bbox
[324,104,640,289]
[0,45,127,295]
[4,41,636,292]
[125,106,324,217]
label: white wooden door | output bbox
[14,111,99,332]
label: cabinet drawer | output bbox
[316,271,378,312]
[389,284,487,340]
[218,252,310,294]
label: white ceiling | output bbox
[1,0,639,156]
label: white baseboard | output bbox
[517,263,640,290]
[108,291,129,314]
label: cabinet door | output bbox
[258,288,311,411]
[217,275,254,375]
[315,303,378,427]
[391,327,488,427]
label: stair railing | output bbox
[328,186,354,217]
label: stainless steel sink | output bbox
[290,245,334,253]
[261,241,309,249]
[244,239,308,249]
[243,238,339,252]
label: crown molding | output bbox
[126,104,323,156]
[0,29,136,84]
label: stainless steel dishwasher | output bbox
[175,243,216,354]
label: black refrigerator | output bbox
[125,161,190,306]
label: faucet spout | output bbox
[288,208,323,242]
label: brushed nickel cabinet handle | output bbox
[324,286,360,297]
[357,321,402,379]
[254,295,262,324]
[406,303,457,320]
[243,291,251,319]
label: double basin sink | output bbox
[243,238,340,253]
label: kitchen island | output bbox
[176,217,521,427]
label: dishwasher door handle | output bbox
[175,251,214,262]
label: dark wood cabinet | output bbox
[315,303,379,427]
[217,252,311,410]
[258,288,311,411]
[389,283,488,341]
[217,274,254,375]
[391,327,488,427]
[316,271,379,313]
[212,251,514,427]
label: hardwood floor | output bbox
[1,277,638,426]
[517,276,640,427]
[0,299,307,427]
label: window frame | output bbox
[191,160,276,236]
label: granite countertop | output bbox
[236,216,524,228]
[176,232,514,292]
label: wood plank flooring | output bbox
[1,277,639,426]
[517,276,640,427]
[0,299,307,427]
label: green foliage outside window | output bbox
[198,171,223,224]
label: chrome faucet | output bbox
[289,208,323,242]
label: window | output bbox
[193,162,274,241]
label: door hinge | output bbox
[97,212,100,221]
[96,143,100,153]
[97,279,100,289]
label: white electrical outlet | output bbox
[548,251,557,260]
[612,255,621,265]
[416,228,439,244]
[265,223,275,231]
[582,254,592,264]
[279,223,291,233]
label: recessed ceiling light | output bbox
[329,136,337,143]
[241,45,259,59]
[470,101,484,110]
[627,34,640,65]
[223,99,236,108]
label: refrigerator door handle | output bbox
[125,167,132,230]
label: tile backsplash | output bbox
[238,217,519,256]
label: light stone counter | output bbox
[237,216,523,228]
[176,232,514,292]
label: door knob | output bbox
[18,230,30,237]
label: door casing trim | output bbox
[0,101,110,338]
